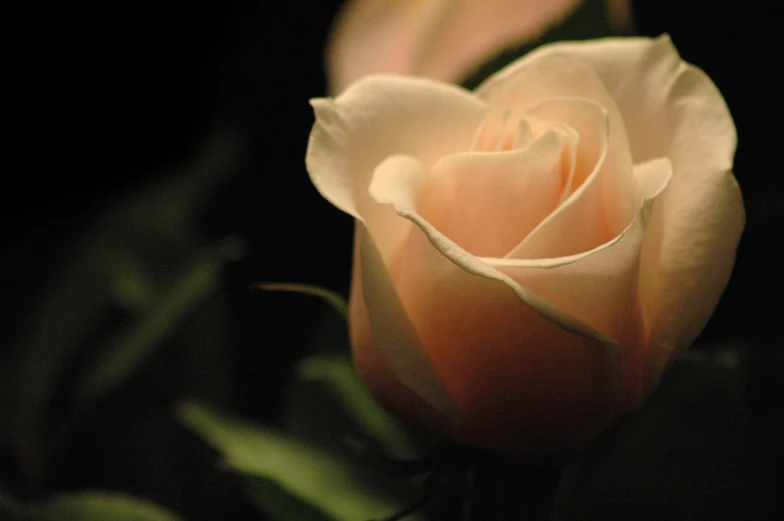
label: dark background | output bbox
[1,1,781,520]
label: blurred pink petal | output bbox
[327,0,584,92]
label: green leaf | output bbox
[295,355,422,459]
[177,401,422,521]
[25,491,183,521]
[254,283,348,320]
[461,0,614,89]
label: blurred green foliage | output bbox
[1,133,239,467]
[0,133,247,519]
[25,492,184,521]
[178,401,424,521]
[294,355,422,461]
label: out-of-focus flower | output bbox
[326,0,633,93]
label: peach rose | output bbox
[327,0,633,93]
[306,36,743,455]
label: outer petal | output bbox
[306,76,486,419]
[479,36,743,394]
[307,75,486,262]
[353,226,460,420]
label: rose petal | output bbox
[420,129,569,258]
[326,0,583,92]
[481,36,743,393]
[354,224,460,420]
[526,98,607,199]
[348,230,459,432]
[470,109,537,152]
[641,172,743,396]
[307,75,487,262]
[307,76,486,419]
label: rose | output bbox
[327,0,633,93]
[306,35,744,455]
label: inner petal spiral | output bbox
[418,120,573,258]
